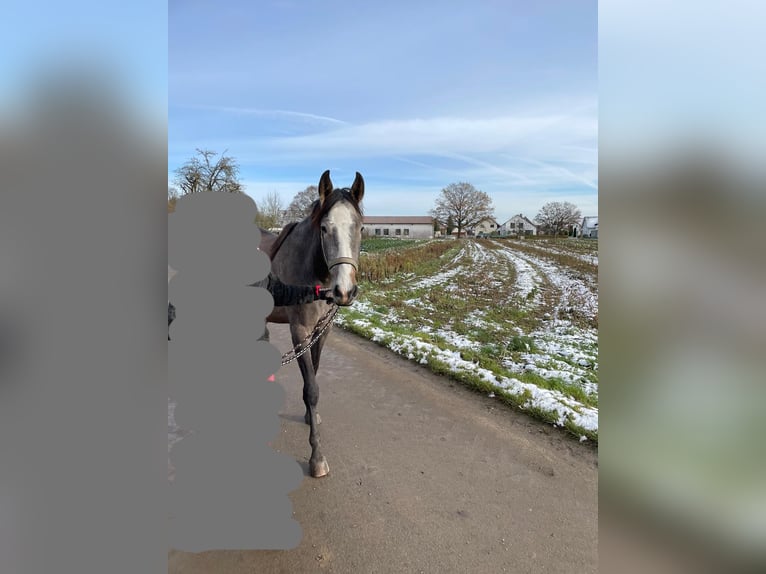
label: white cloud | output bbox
[179,104,348,127]
[169,104,598,219]
[261,113,596,159]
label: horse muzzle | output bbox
[331,284,358,306]
[326,256,359,306]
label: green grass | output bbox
[339,309,597,442]
[507,335,536,353]
[361,237,426,252]
[340,237,598,443]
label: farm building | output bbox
[499,214,538,236]
[581,216,598,238]
[362,216,434,239]
[472,217,500,236]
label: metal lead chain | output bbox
[280,304,339,366]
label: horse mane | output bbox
[268,221,299,259]
[309,188,364,228]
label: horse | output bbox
[259,170,364,478]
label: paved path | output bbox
[169,324,598,573]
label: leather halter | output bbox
[321,238,358,272]
[326,256,358,271]
[319,190,360,272]
[271,193,359,273]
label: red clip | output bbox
[315,284,321,297]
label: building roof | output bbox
[501,214,537,227]
[363,216,433,225]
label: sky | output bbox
[1,1,167,119]
[170,0,598,220]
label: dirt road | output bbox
[169,324,598,573]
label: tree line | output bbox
[170,149,585,235]
[428,183,581,237]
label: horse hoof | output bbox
[305,413,322,425]
[310,457,329,478]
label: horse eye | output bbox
[321,225,328,233]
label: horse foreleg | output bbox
[310,326,331,376]
[296,351,329,477]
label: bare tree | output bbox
[254,191,284,230]
[535,201,582,236]
[285,185,318,221]
[168,185,180,213]
[430,182,494,239]
[173,148,243,195]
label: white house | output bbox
[363,216,434,239]
[581,216,598,238]
[500,214,538,236]
[472,217,500,236]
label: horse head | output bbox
[312,170,364,306]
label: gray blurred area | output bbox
[0,67,167,573]
[168,191,303,552]
[601,149,766,573]
[599,2,766,570]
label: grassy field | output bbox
[359,236,427,252]
[336,236,599,442]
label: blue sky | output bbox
[171,0,597,220]
[1,1,166,119]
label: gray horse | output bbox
[259,170,364,478]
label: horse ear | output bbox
[351,172,364,203]
[318,170,333,204]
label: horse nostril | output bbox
[332,285,358,305]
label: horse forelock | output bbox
[310,188,363,228]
